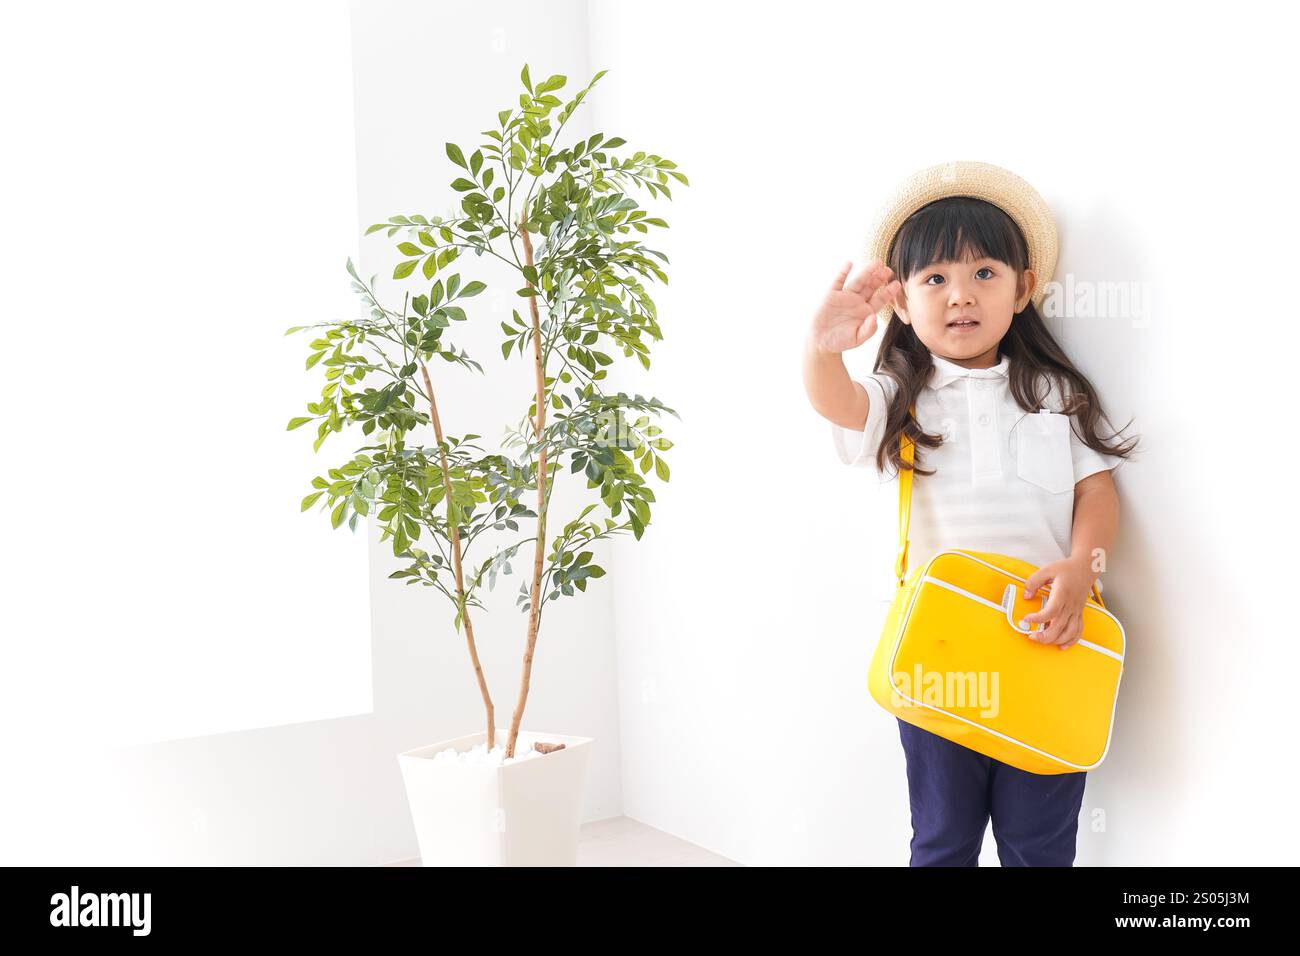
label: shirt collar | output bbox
[925,352,1011,390]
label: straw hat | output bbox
[865,160,1058,323]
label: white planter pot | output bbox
[397,729,593,866]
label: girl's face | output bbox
[893,254,1035,368]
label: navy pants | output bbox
[897,718,1087,866]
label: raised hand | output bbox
[808,259,903,354]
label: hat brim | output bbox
[865,160,1058,324]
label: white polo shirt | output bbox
[831,351,1125,592]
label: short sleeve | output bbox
[830,374,896,469]
[1070,427,1125,483]
[1037,372,1128,484]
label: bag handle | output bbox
[894,401,1105,607]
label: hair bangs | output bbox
[887,197,1030,285]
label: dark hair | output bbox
[872,196,1139,477]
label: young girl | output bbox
[801,162,1138,867]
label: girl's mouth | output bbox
[948,320,979,330]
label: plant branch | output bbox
[420,361,496,750]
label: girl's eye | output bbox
[924,267,995,284]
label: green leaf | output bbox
[300,491,324,511]
[450,178,477,192]
[286,416,313,431]
[654,456,670,481]
[446,142,467,169]
[460,280,486,297]
[397,242,423,256]
[331,500,347,529]
[394,259,419,280]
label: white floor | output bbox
[383,815,740,866]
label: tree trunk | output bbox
[507,213,548,759]
[420,363,495,752]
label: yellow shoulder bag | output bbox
[867,404,1126,774]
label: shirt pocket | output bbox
[1016,410,1074,494]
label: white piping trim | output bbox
[920,575,1007,614]
[916,575,1125,663]
[886,549,1126,771]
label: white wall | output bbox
[0,1,372,750]
[1,0,622,866]
[0,0,389,864]
[597,0,1299,864]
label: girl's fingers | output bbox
[845,258,892,297]
[1021,605,1052,625]
[1045,612,1073,646]
[868,279,901,312]
[1021,597,1063,638]
[849,269,893,305]
[831,260,853,292]
[842,259,870,293]
[1055,613,1082,649]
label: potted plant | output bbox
[285,64,687,865]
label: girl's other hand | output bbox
[809,259,902,354]
[1018,557,1095,650]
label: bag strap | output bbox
[893,404,917,588]
[894,401,1105,607]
